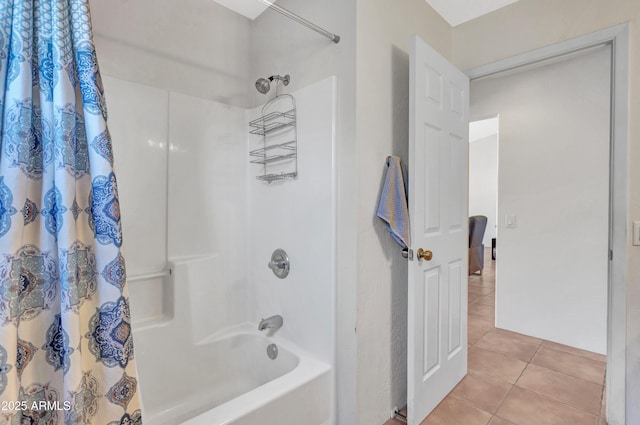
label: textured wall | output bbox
[355,1,452,423]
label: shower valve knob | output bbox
[268,249,290,279]
[268,260,286,270]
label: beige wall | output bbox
[471,47,610,354]
[355,1,452,423]
[455,1,640,423]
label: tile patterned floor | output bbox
[385,253,607,425]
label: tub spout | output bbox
[259,315,283,331]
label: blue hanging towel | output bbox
[376,156,410,248]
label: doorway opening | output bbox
[468,116,498,276]
[469,44,611,354]
[465,39,630,424]
[400,24,628,425]
[459,44,613,425]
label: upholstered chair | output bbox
[469,216,488,275]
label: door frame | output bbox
[465,23,629,425]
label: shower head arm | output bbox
[269,75,290,86]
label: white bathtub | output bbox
[130,258,333,425]
[138,326,331,425]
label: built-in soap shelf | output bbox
[249,94,298,183]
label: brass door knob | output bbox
[417,248,433,261]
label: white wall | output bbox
[102,73,251,420]
[90,0,252,108]
[248,77,337,366]
[103,76,170,324]
[103,73,249,333]
[354,1,452,423]
[469,133,498,247]
[105,76,337,346]
[168,92,249,341]
[471,47,610,353]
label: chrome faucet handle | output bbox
[268,249,289,279]
[268,260,286,270]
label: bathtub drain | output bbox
[267,343,279,360]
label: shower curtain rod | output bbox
[260,1,340,44]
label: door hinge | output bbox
[402,248,414,261]
[609,250,613,261]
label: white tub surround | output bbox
[105,76,338,425]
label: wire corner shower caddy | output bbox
[249,78,298,183]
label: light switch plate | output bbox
[505,215,517,229]
[633,221,640,246]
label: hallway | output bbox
[387,254,607,425]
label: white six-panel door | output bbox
[407,35,470,425]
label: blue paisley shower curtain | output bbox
[0,0,142,424]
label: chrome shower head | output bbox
[255,78,271,94]
[254,74,290,94]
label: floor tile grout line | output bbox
[492,381,517,420]
[513,340,604,419]
[540,342,607,364]
[509,384,602,419]
[448,390,504,418]
[488,326,542,419]
[447,393,495,418]
[468,341,537,366]
[526,362,607,389]
[448,383,508,425]
[472,336,543,363]
[528,341,607,386]
[525,361,606,387]
[527,339,544,366]
[469,326,492,347]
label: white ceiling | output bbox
[426,0,521,26]
[469,117,498,143]
[216,0,520,27]
[213,0,274,20]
